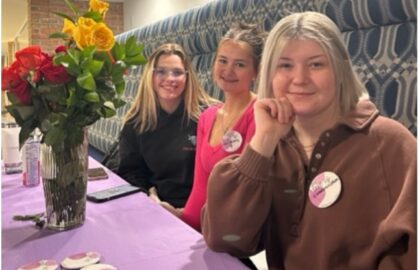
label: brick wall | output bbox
[28,0,124,53]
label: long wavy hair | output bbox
[124,43,216,133]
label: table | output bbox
[2,158,248,270]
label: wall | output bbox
[123,0,212,31]
[1,0,211,57]
[27,0,124,53]
[1,0,29,58]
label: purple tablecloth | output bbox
[2,158,248,270]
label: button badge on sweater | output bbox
[221,130,243,153]
[308,171,341,208]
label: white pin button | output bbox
[221,130,243,153]
[308,171,342,208]
[18,259,58,270]
[61,251,101,269]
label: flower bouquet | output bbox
[2,0,146,230]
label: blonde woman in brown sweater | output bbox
[202,12,416,270]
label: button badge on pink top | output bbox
[221,130,243,153]
[308,171,342,208]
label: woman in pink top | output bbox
[180,22,266,232]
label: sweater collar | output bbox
[283,99,379,142]
[338,99,379,131]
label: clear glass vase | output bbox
[40,133,88,231]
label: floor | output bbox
[250,250,268,270]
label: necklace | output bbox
[302,142,316,149]
[219,108,244,153]
[219,109,238,135]
[219,93,254,135]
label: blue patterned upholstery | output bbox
[88,0,417,155]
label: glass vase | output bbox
[40,133,88,231]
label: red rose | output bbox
[15,46,48,71]
[40,57,72,84]
[15,46,48,83]
[11,79,31,105]
[2,61,31,104]
[55,45,67,54]
[2,63,21,90]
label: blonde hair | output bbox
[124,43,216,132]
[258,11,368,115]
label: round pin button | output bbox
[61,251,101,269]
[81,264,117,270]
[221,130,243,153]
[308,171,342,208]
[18,259,58,270]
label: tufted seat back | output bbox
[88,0,417,155]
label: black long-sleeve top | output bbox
[117,103,197,208]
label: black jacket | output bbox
[117,103,197,208]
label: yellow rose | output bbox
[89,0,109,16]
[73,27,92,50]
[77,17,97,28]
[62,19,76,36]
[91,23,115,51]
[73,17,96,49]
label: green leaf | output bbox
[10,105,35,121]
[67,48,81,65]
[64,0,79,17]
[81,46,96,61]
[6,92,20,104]
[94,51,112,63]
[112,98,126,109]
[125,37,144,57]
[93,52,112,74]
[124,54,147,66]
[66,88,77,106]
[52,12,75,23]
[49,32,71,39]
[111,43,125,61]
[66,63,81,76]
[99,105,116,118]
[111,61,127,83]
[44,126,66,146]
[103,101,115,110]
[77,72,96,91]
[6,93,37,125]
[47,113,65,126]
[83,59,104,76]
[19,126,35,149]
[41,84,68,104]
[96,80,114,90]
[84,92,100,102]
[40,119,52,132]
[13,212,44,221]
[82,11,103,22]
[54,54,81,76]
[80,113,100,126]
[115,82,125,95]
